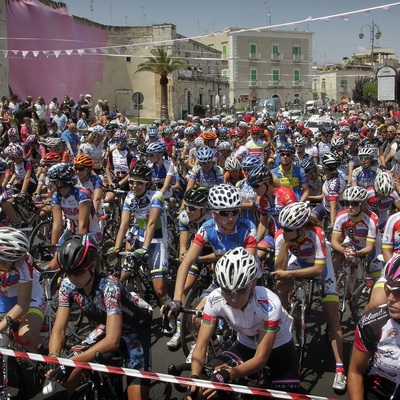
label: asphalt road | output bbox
[22,293,355,400]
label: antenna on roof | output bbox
[90,0,94,21]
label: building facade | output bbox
[198,29,314,108]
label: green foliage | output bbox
[363,81,378,104]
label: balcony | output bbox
[248,80,260,88]
[249,53,261,60]
[267,80,282,87]
[292,54,304,61]
[340,86,348,92]
[292,80,304,87]
[271,53,283,61]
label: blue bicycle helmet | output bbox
[196,146,214,163]
[47,163,75,183]
[163,126,173,135]
[241,156,263,170]
[148,128,159,138]
[146,141,166,154]
[218,127,230,136]
[279,143,295,154]
[276,123,287,133]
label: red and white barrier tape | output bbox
[0,348,338,400]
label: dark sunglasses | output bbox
[345,201,360,207]
[128,180,147,186]
[295,144,304,148]
[75,167,86,172]
[115,139,127,143]
[184,204,203,211]
[280,153,293,157]
[359,156,371,161]
[215,209,240,217]
[384,283,400,294]
[200,161,212,165]
[221,285,251,296]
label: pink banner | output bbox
[6,0,109,103]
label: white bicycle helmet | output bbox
[331,137,345,147]
[208,184,242,210]
[218,141,232,151]
[358,147,374,158]
[214,247,258,290]
[194,137,204,148]
[348,133,360,141]
[374,172,395,197]
[224,157,242,172]
[279,202,310,230]
[339,125,350,133]
[343,186,368,202]
[0,227,30,262]
[365,121,376,131]
[294,137,307,146]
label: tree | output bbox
[135,46,185,122]
[352,76,369,103]
[363,81,378,105]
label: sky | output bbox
[61,0,400,65]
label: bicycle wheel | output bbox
[336,271,348,322]
[349,280,369,324]
[180,282,205,358]
[29,219,53,272]
[7,357,27,400]
[69,382,116,400]
[290,300,305,370]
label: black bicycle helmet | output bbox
[246,165,272,188]
[300,157,316,174]
[58,234,98,275]
[184,186,209,207]
[321,153,341,171]
[279,143,295,154]
[129,162,153,182]
[47,163,75,183]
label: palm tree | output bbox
[135,46,185,122]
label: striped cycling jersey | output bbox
[271,164,308,201]
[366,187,400,229]
[382,212,400,254]
[352,166,382,188]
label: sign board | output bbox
[132,92,144,105]
[179,95,186,105]
[377,66,396,101]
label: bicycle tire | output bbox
[29,219,53,272]
[349,281,369,324]
[7,357,27,400]
[290,300,305,370]
[180,282,205,358]
[336,271,348,322]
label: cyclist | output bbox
[223,156,244,186]
[113,163,170,307]
[48,162,103,258]
[359,121,383,166]
[160,126,177,159]
[272,202,346,392]
[331,136,354,186]
[217,141,233,170]
[73,154,103,214]
[186,146,224,191]
[46,234,152,400]
[366,171,400,231]
[187,247,299,400]
[0,227,46,353]
[352,148,382,189]
[246,165,296,259]
[300,156,322,201]
[45,137,70,163]
[166,186,213,349]
[331,186,383,281]
[78,124,106,175]
[348,255,400,400]
[311,153,346,231]
[245,124,267,162]
[272,143,309,202]
[146,141,175,199]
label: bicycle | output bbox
[336,255,372,324]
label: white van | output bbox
[257,97,282,118]
[306,100,323,112]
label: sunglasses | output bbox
[115,139,127,143]
[128,180,147,186]
[345,201,360,207]
[68,268,88,277]
[385,283,400,294]
[359,156,371,161]
[200,161,212,165]
[184,204,203,211]
[280,153,293,157]
[295,144,304,148]
[75,167,86,172]
[221,285,251,296]
[215,209,240,217]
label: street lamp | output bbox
[358,20,382,70]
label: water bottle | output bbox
[42,379,59,395]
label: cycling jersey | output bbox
[258,186,296,224]
[203,286,293,349]
[160,137,176,157]
[354,305,400,398]
[107,148,134,179]
[333,209,383,273]
[337,153,354,183]
[271,164,308,201]
[318,141,332,163]
[178,209,212,234]
[321,174,346,213]
[382,212,400,255]
[366,187,400,230]
[188,165,224,188]
[305,144,318,161]
[123,190,167,241]
[0,254,46,314]
[235,179,260,226]
[245,138,267,160]
[352,165,382,188]
[147,159,175,198]
[233,145,249,162]
[58,271,153,374]
[51,186,102,240]
[193,218,257,256]
[79,142,104,170]
[275,225,337,297]
[13,158,37,185]
[78,174,103,195]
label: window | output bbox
[340,79,347,90]
[293,70,300,82]
[322,79,326,91]
[221,69,228,77]
[292,45,302,60]
[272,69,280,82]
[250,43,257,58]
[250,68,258,85]
[222,43,227,60]
[272,44,279,55]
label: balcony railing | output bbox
[268,80,282,87]
[249,53,261,59]
[292,80,304,87]
[248,80,260,88]
[292,54,304,61]
[271,53,283,60]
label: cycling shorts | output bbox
[59,229,103,246]
[214,340,300,391]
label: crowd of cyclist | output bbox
[0,96,400,399]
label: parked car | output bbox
[304,115,338,134]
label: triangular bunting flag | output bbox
[53,50,61,58]
[32,51,40,57]
[1,50,8,58]
[12,50,19,55]
[112,46,122,54]
[77,49,85,56]
[65,50,73,56]
[21,51,29,59]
